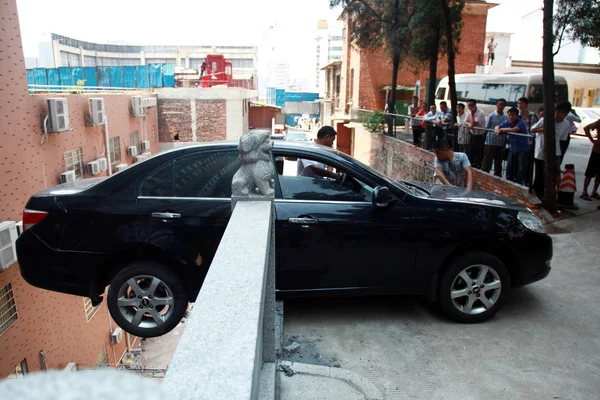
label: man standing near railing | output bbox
[580,119,600,203]
[455,103,469,153]
[465,99,486,169]
[496,107,529,185]
[423,104,444,150]
[482,98,507,177]
[439,101,453,146]
[408,96,423,147]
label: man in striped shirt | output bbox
[482,98,508,177]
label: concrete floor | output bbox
[283,210,600,400]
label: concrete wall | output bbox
[249,106,279,129]
[156,87,256,144]
[347,3,490,111]
[350,123,539,208]
[0,0,147,377]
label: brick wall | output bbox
[158,99,227,142]
[350,123,540,208]
[0,0,146,377]
[196,100,226,142]
[352,8,489,111]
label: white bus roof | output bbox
[438,73,566,85]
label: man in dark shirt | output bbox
[495,107,530,185]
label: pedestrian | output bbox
[432,139,474,190]
[455,103,469,153]
[439,101,453,144]
[487,37,498,65]
[482,98,508,177]
[200,59,207,77]
[518,97,539,185]
[579,119,600,202]
[409,96,424,147]
[537,105,544,119]
[465,99,486,169]
[424,104,444,150]
[560,103,581,168]
[297,126,340,179]
[530,102,572,199]
[495,107,530,184]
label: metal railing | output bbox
[28,84,147,93]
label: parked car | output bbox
[572,107,600,135]
[286,130,310,142]
[16,141,552,337]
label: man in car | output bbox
[297,126,341,180]
[433,139,474,190]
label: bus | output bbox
[434,73,569,115]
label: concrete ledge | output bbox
[259,362,277,400]
[162,201,274,399]
[278,361,383,400]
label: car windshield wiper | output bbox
[398,181,430,196]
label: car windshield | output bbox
[287,132,308,141]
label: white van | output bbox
[435,73,569,115]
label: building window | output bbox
[64,148,84,178]
[129,131,139,149]
[83,297,100,321]
[109,137,121,164]
[230,59,254,68]
[0,283,18,335]
[6,359,28,379]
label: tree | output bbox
[554,0,600,52]
[331,0,416,135]
[542,0,558,213]
[438,0,464,126]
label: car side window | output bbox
[174,151,240,198]
[276,155,374,202]
[140,162,173,197]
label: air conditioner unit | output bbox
[141,140,151,151]
[142,152,151,159]
[97,157,108,172]
[87,160,100,175]
[60,170,76,183]
[111,327,123,345]
[127,146,138,157]
[143,97,156,108]
[135,155,145,163]
[116,164,128,172]
[15,221,23,237]
[47,98,70,132]
[132,96,145,117]
[0,221,18,270]
[88,98,105,126]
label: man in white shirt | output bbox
[297,125,341,179]
[455,103,469,152]
[423,104,444,150]
[530,102,571,199]
[465,99,486,169]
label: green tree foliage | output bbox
[554,0,600,51]
[330,0,417,135]
[364,110,387,132]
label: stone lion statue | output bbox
[232,130,274,197]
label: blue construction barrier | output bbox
[26,64,176,90]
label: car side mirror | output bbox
[372,186,393,208]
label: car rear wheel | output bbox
[438,252,510,323]
[107,261,188,338]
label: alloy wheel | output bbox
[116,275,175,329]
[450,264,502,315]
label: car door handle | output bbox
[288,217,319,224]
[151,212,181,219]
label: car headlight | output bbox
[517,211,546,233]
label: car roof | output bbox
[156,140,342,158]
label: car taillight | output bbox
[23,209,48,231]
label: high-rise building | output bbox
[314,20,343,97]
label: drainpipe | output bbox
[104,113,112,176]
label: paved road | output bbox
[283,211,600,400]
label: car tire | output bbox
[438,252,510,323]
[107,261,188,338]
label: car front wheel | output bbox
[438,252,510,323]
[107,261,188,338]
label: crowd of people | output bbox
[405,95,600,202]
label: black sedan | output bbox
[16,141,552,337]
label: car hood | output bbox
[34,177,108,196]
[402,181,528,211]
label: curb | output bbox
[278,361,383,400]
